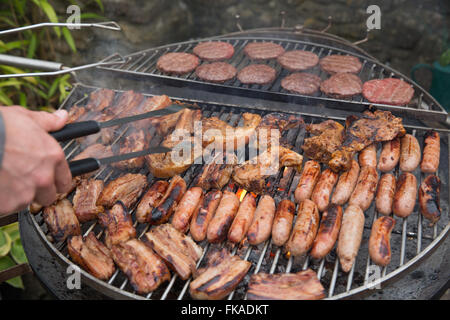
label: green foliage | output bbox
[439,49,450,67]
[0,0,104,110]
[0,223,27,289]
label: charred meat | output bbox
[143,224,203,280]
[136,180,169,224]
[98,202,136,248]
[111,238,171,294]
[68,232,115,280]
[97,173,148,209]
[247,269,325,300]
[189,248,251,300]
[195,152,237,191]
[112,129,150,170]
[43,199,80,242]
[72,179,104,223]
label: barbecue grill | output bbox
[13,24,450,300]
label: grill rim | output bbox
[23,82,450,300]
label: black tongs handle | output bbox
[50,121,101,142]
[69,158,100,177]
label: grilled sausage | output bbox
[171,187,204,233]
[358,144,377,167]
[228,194,257,244]
[207,191,240,243]
[149,176,187,225]
[348,166,378,211]
[285,199,319,257]
[419,175,441,226]
[331,160,360,205]
[369,216,396,266]
[337,204,365,272]
[311,168,338,212]
[310,204,343,260]
[393,172,417,218]
[190,190,222,242]
[375,173,396,215]
[399,134,421,172]
[421,130,440,173]
[378,137,400,172]
[271,199,295,246]
[247,195,276,245]
[136,181,169,224]
[294,160,321,203]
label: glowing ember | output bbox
[236,188,247,202]
[286,251,291,259]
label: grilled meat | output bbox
[132,94,173,131]
[157,52,199,75]
[195,62,237,83]
[72,179,104,222]
[72,144,113,161]
[43,199,80,242]
[189,248,251,300]
[232,146,303,194]
[247,269,325,300]
[329,110,406,172]
[111,239,170,294]
[68,89,115,124]
[171,187,204,233]
[98,202,136,248]
[149,175,187,225]
[68,232,115,280]
[195,152,237,191]
[193,41,235,61]
[301,120,345,164]
[237,64,276,85]
[136,180,169,224]
[112,129,149,170]
[67,105,87,124]
[143,224,203,280]
[97,173,148,209]
[146,108,202,178]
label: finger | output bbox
[54,158,73,194]
[26,109,68,132]
[34,182,58,207]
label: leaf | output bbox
[39,0,61,37]
[1,222,20,242]
[0,90,13,106]
[0,230,12,257]
[94,0,104,12]
[439,49,450,67]
[62,27,76,53]
[48,77,61,99]
[0,79,23,89]
[0,256,24,289]
[19,92,27,107]
[0,66,38,85]
[27,33,37,59]
[79,13,107,21]
[11,239,28,264]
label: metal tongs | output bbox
[0,21,125,78]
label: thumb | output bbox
[27,109,68,132]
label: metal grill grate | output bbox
[99,37,448,122]
[29,84,449,300]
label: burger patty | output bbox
[244,42,285,60]
[193,41,235,61]
[157,52,199,75]
[319,54,362,74]
[281,73,322,95]
[362,78,415,106]
[195,62,237,83]
[277,50,319,71]
[237,64,277,85]
[320,73,363,98]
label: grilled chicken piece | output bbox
[72,144,113,161]
[68,89,116,123]
[146,109,202,178]
[253,112,304,148]
[136,180,169,224]
[143,224,203,280]
[111,239,170,294]
[247,269,325,300]
[68,232,115,280]
[112,129,149,170]
[232,146,303,194]
[72,179,104,222]
[132,95,173,131]
[67,105,87,124]
[195,152,237,191]
[98,202,136,248]
[301,120,345,164]
[202,112,262,149]
[43,199,81,242]
[329,110,406,172]
[97,173,147,209]
[189,248,251,300]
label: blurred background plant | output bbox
[0,0,104,111]
[0,0,104,292]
